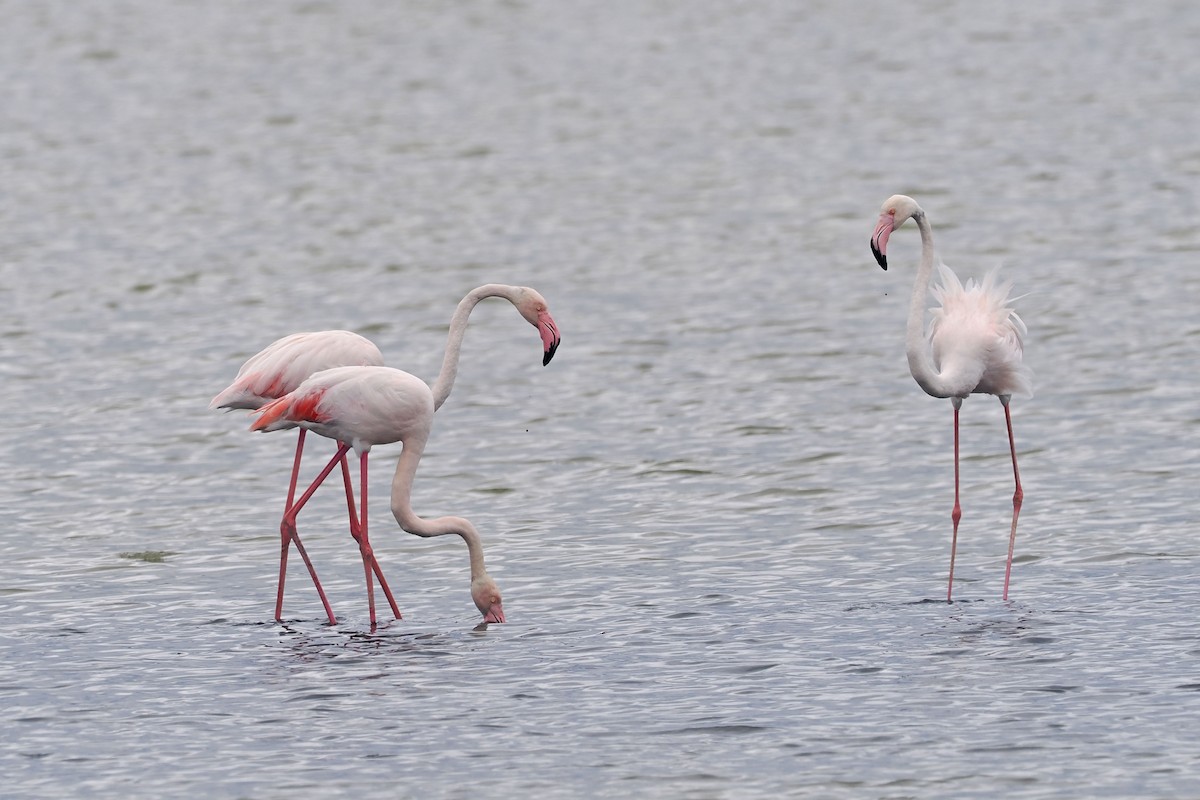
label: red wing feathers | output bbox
[250,389,328,431]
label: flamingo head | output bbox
[871,194,923,271]
[471,574,506,624]
[513,287,561,366]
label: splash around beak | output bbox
[538,310,561,366]
[871,213,893,270]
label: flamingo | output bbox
[250,366,512,627]
[210,330,395,625]
[869,195,1031,602]
[214,284,561,625]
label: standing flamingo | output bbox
[210,330,397,625]
[251,366,515,626]
[215,284,561,624]
[869,195,1032,602]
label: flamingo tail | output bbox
[251,396,295,432]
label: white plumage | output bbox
[209,330,384,412]
[870,194,1030,602]
[928,261,1032,400]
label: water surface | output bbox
[2,2,1199,798]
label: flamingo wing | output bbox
[211,331,384,410]
[251,366,434,448]
[928,263,1032,399]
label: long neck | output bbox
[431,284,517,411]
[904,212,955,399]
[388,434,490,582]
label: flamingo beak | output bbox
[871,213,893,270]
[538,310,561,366]
[482,602,506,624]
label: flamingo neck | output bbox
[388,435,491,583]
[904,212,956,399]
[431,284,520,411]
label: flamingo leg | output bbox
[947,399,963,603]
[279,442,352,625]
[275,429,306,621]
[339,449,401,620]
[338,445,359,537]
[356,450,378,628]
[275,430,329,623]
[1001,398,1023,601]
[282,530,334,624]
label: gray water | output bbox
[2,1,1199,797]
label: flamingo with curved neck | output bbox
[387,431,504,622]
[431,284,561,411]
[870,195,1032,602]
[252,366,514,626]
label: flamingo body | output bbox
[928,262,1031,400]
[254,366,433,449]
[210,330,384,412]
[870,195,1030,601]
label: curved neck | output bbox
[905,212,955,399]
[388,434,490,582]
[431,284,519,411]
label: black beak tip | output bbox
[543,338,560,366]
[871,241,887,270]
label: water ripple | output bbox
[2,1,1200,798]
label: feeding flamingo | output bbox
[214,284,561,624]
[869,195,1031,601]
[252,366,512,627]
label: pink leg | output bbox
[1001,398,1023,600]
[276,429,326,622]
[338,445,359,538]
[947,400,963,603]
[283,533,335,625]
[339,450,401,620]
[274,430,306,621]
[279,443,353,625]
[276,431,341,624]
[357,451,378,628]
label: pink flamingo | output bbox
[210,330,394,624]
[214,285,560,624]
[252,365,524,626]
[870,195,1032,602]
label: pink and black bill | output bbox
[539,311,561,366]
[870,213,894,270]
